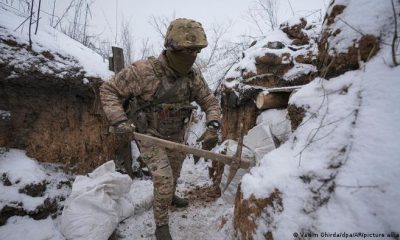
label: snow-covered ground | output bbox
[0,108,237,240]
[116,159,236,240]
[0,149,72,239]
[0,147,237,240]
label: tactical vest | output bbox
[126,57,196,138]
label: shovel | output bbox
[110,127,251,189]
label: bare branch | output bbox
[14,15,31,31]
[53,0,75,28]
[287,0,295,17]
[247,9,266,35]
[28,0,34,49]
[336,184,379,189]
[246,0,279,34]
[205,23,231,67]
[148,15,166,39]
[34,0,41,35]
[115,0,118,44]
[50,0,56,26]
[148,13,175,40]
[391,0,399,66]
[337,17,365,36]
[296,79,329,166]
[120,19,134,64]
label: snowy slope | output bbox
[0,4,112,80]
[238,0,400,238]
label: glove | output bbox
[198,127,218,150]
[114,120,136,134]
[194,123,220,164]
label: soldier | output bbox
[99,18,221,240]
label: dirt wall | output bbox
[0,67,118,174]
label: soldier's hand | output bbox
[195,121,220,163]
[114,120,136,134]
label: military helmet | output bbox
[164,18,208,50]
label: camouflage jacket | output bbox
[100,51,221,128]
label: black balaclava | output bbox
[165,49,197,76]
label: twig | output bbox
[366,41,377,62]
[337,17,365,36]
[34,0,41,35]
[391,0,399,66]
[304,9,322,19]
[287,0,295,16]
[14,15,30,31]
[296,79,329,166]
[336,184,379,189]
[50,0,56,26]
[214,58,240,93]
[115,0,118,44]
[53,0,75,28]
[28,0,34,49]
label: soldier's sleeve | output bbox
[190,70,222,124]
[99,66,142,125]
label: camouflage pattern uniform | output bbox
[100,50,221,226]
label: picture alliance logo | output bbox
[388,232,400,238]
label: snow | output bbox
[284,63,317,81]
[238,0,400,236]
[0,149,72,239]
[242,57,400,236]
[256,109,291,143]
[0,149,46,185]
[325,0,393,54]
[0,150,51,211]
[0,107,235,240]
[317,47,400,232]
[117,159,235,240]
[0,5,113,80]
[0,216,64,240]
[223,16,321,88]
[224,30,293,80]
[0,110,11,120]
[0,147,235,239]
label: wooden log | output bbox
[111,46,124,73]
[255,91,290,110]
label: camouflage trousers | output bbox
[139,140,185,226]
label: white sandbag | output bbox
[244,123,277,162]
[256,109,291,143]
[60,161,136,240]
[220,123,278,204]
[220,140,255,204]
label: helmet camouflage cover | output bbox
[164,18,208,49]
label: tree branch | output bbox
[34,0,41,35]
[391,0,399,66]
[28,0,34,49]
